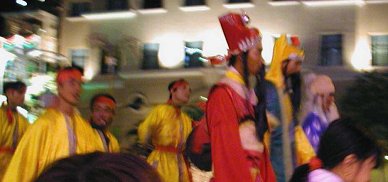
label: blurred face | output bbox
[7,87,26,107]
[91,101,115,128]
[321,93,335,112]
[285,59,302,76]
[247,41,264,75]
[354,156,376,182]
[58,78,82,106]
[348,156,376,182]
[171,84,191,106]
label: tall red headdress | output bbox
[219,12,261,55]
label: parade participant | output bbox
[290,119,381,182]
[206,12,276,182]
[265,34,314,182]
[35,152,162,182]
[138,79,192,182]
[3,67,106,182]
[89,93,120,152]
[301,74,340,152]
[0,81,29,180]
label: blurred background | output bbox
[1,0,387,180]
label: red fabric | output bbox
[94,96,116,109]
[56,68,82,84]
[169,80,189,92]
[6,108,13,124]
[245,149,276,182]
[207,85,253,182]
[0,146,15,153]
[219,13,260,55]
[191,117,210,154]
[208,84,276,182]
[290,36,301,47]
[309,156,322,171]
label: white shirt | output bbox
[308,169,344,182]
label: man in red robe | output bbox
[207,12,276,182]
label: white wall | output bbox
[61,0,360,70]
[60,0,388,149]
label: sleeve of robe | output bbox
[138,106,161,145]
[2,117,50,182]
[207,87,253,182]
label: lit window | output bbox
[320,34,343,66]
[69,2,91,17]
[184,41,204,68]
[101,49,118,74]
[70,49,88,72]
[142,43,160,70]
[371,35,388,66]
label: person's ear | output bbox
[342,154,359,179]
[343,154,358,166]
[344,154,357,164]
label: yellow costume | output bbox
[0,104,29,180]
[265,34,314,182]
[138,104,192,182]
[92,128,120,152]
[2,108,106,182]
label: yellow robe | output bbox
[92,128,120,152]
[0,105,29,180]
[2,108,106,182]
[265,34,314,181]
[138,104,192,182]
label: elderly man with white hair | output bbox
[300,73,340,153]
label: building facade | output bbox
[59,0,388,148]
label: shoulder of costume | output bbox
[33,108,62,124]
[211,82,233,91]
[153,104,173,111]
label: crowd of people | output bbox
[0,11,383,182]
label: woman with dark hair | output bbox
[290,119,381,182]
[35,152,161,182]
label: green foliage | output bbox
[339,71,388,151]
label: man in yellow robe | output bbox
[89,93,120,152]
[3,67,106,182]
[265,35,314,182]
[0,81,29,180]
[138,79,193,182]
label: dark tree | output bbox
[339,71,388,152]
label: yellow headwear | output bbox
[265,34,304,88]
